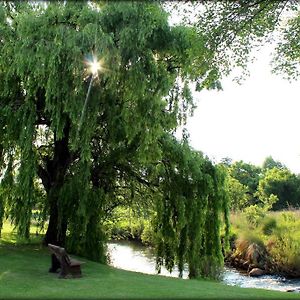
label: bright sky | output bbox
[184,46,300,174]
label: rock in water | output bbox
[249,268,266,277]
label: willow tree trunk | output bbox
[44,190,68,246]
[42,122,71,247]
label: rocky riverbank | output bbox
[225,238,300,279]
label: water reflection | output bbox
[107,240,188,279]
[107,240,300,292]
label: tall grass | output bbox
[230,209,300,277]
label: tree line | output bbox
[223,156,300,212]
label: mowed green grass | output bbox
[2,246,300,299]
[0,223,299,299]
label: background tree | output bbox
[228,161,262,205]
[226,176,250,211]
[220,157,233,168]
[165,1,300,83]
[262,156,287,171]
[256,167,300,210]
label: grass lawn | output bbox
[1,244,300,299]
[1,223,300,299]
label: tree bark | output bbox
[44,196,68,246]
[43,120,71,247]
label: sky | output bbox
[183,46,300,174]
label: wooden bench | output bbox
[48,243,84,278]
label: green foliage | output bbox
[273,13,300,80]
[243,193,277,227]
[262,217,277,236]
[0,1,230,278]
[262,156,287,171]
[226,176,250,211]
[154,136,229,279]
[178,1,300,81]
[230,210,300,277]
[104,206,157,246]
[266,212,300,275]
[229,161,261,195]
[0,218,44,245]
[228,161,261,206]
[141,219,157,246]
[106,207,147,241]
[222,157,300,214]
[244,205,267,227]
[257,168,300,210]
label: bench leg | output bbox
[49,254,61,273]
[58,266,81,279]
[58,270,68,279]
[70,265,82,278]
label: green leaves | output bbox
[155,135,229,278]
[182,1,300,81]
[0,2,230,277]
[273,13,300,80]
[256,167,300,210]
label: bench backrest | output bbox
[48,243,71,266]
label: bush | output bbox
[141,219,156,245]
[262,217,277,235]
[108,219,145,241]
[267,226,300,276]
[244,205,266,227]
[232,233,268,270]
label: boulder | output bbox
[249,268,266,277]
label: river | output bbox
[107,240,300,293]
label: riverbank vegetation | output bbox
[228,210,300,278]
[105,156,300,279]
[220,156,300,278]
[105,206,300,278]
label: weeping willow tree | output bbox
[0,1,229,277]
[153,135,229,279]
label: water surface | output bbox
[107,240,300,292]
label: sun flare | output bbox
[84,53,105,79]
[89,57,102,75]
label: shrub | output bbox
[262,217,277,235]
[267,226,300,276]
[233,233,268,269]
[141,219,156,246]
[244,205,266,227]
[235,232,265,256]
